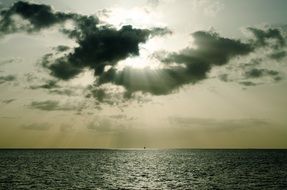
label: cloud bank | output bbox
[0,1,286,100]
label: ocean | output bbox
[0,149,286,189]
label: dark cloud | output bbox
[45,25,165,80]
[54,45,70,52]
[0,75,16,84]
[29,79,78,96]
[1,99,15,104]
[30,80,59,89]
[44,57,83,80]
[239,81,258,86]
[149,27,172,37]
[97,31,254,95]
[165,31,253,66]
[247,27,286,48]
[29,100,76,111]
[245,68,279,78]
[48,89,76,96]
[97,65,208,95]
[0,1,75,34]
[269,51,286,60]
[240,58,262,68]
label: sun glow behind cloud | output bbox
[116,38,164,69]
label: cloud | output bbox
[48,89,76,96]
[247,27,286,48]
[165,31,253,66]
[1,2,286,99]
[29,100,77,111]
[29,79,82,96]
[89,27,287,97]
[53,45,70,52]
[1,99,15,104]
[0,75,16,84]
[239,81,258,86]
[0,58,18,66]
[21,123,50,131]
[269,51,286,60]
[97,30,254,95]
[97,66,199,95]
[44,25,168,80]
[0,1,75,35]
[30,80,59,89]
[0,2,171,81]
[245,68,279,79]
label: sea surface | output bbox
[0,149,286,189]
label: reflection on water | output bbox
[0,149,286,189]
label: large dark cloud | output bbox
[97,64,210,95]
[44,25,169,80]
[96,31,254,95]
[165,31,253,66]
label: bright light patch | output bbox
[116,37,163,69]
[99,7,163,28]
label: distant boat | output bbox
[144,147,146,149]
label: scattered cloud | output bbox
[239,81,258,87]
[245,68,279,79]
[269,51,286,60]
[1,99,15,104]
[20,123,51,131]
[29,100,78,111]
[0,75,16,84]
[247,27,285,48]
[30,80,59,89]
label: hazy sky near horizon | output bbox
[0,0,287,148]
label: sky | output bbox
[0,0,287,148]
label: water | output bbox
[0,149,286,189]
